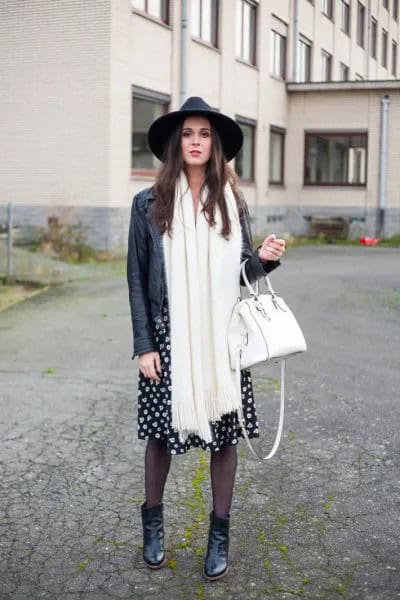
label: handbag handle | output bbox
[239,260,277,300]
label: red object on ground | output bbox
[359,237,380,245]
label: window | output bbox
[269,127,285,185]
[131,91,169,170]
[191,0,219,46]
[382,0,388,9]
[340,62,350,80]
[382,29,388,67]
[235,119,255,181]
[132,0,169,23]
[392,41,398,76]
[357,2,365,47]
[304,132,368,186]
[322,0,333,20]
[371,18,377,59]
[298,37,312,82]
[341,0,350,34]
[321,49,332,81]
[394,1,399,22]
[270,30,286,79]
[236,0,257,65]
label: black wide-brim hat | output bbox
[148,96,243,162]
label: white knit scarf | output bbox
[162,171,243,444]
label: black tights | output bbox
[144,438,237,519]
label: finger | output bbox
[148,364,160,383]
[265,234,277,244]
[154,354,162,376]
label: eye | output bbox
[182,130,192,137]
[201,131,210,138]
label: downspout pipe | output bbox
[377,95,390,237]
[292,0,299,81]
[180,0,188,105]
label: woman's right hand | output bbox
[138,351,162,383]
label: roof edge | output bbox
[286,79,400,92]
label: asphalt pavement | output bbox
[0,245,399,600]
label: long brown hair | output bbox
[152,119,244,239]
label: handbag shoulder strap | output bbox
[236,353,285,461]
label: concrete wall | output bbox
[0,0,112,209]
[1,0,400,252]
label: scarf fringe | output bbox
[172,388,243,445]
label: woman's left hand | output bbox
[258,234,286,263]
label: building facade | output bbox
[1,0,399,251]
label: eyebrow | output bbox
[182,127,210,131]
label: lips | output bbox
[190,151,201,156]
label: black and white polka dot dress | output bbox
[137,296,259,455]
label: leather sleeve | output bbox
[239,197,280,286]
[127,195,157,360]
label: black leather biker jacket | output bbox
[127,186,280,359]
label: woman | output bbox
[127,97,285,580]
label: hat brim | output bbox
[148,109,243,162]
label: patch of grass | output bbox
[255,233,400,248]
[253,377,281,393]
[77,555,94,570]
[167,558,177,571]
[379,233,400,247]
[42,367,55,376]
[89,424,106,436]
[384,289,400,310]
[323,493,335,512]
[0,282,47,312]
[195,584,206,600]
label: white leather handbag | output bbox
[228,260,307,461]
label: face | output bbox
[180,115,212,167]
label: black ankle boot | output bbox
[141,502,166,569]
[203,511,230,580]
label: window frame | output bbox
[339,61,350,80]
[236,0,258,66]
[394,0,399,22]
[269,126,286,186]
[340,0,350,34]
[357,1,365,48]
[322,0,334,21]
[321,49,332,81]
[298,36,312,82]
[303,131,368,187]
[392,40,398,76]
[191,0,219,48]
[131,0,169,24]
[382,28,388,68]
[235,116,256,183]
[270,29,287,80]
[371,17,377,59]
[131,87,170,176]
